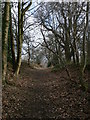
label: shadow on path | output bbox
[2,66,89,119]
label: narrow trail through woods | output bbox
[2,66,89,119]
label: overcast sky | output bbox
[5,0,89,3]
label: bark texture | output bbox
[16,1,22,75]
[2,2,10,81]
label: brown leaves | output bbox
[2,67,89,119]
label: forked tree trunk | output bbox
[15,0,32,75]
[2,2,10,81]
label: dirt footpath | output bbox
[2,66,89,119]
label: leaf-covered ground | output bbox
[2,64,90,119]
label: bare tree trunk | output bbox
[15,0,32,75]
[82,2,88,68]
[27,44,30,66]
[76,46,79,65]
[16,0,22,75]
[87,2,90,69]
[72,47,76,64]
[28,51,30,66]
[82,31,86,65]
[65,44,71,63]
[86,2,90,92]
[64,18,71,63]
[10,6,16,72]
[2,2,10,81]
[73,17,79,65]
[0,2,2,118]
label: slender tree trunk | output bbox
[15,1,22,75]
[74,44,79,65]
[2,2,10,81]
[78,2,89,92]
[64,31,71,63]
[64,21,71,63]
[72,47,76,64]
[10,6,16,71]
[58,44,62,65]
[82,31,86,65]
[82,2,88,68]
[76,47,79,65]
[28,51,30,66]
[27,43,30,66]
[65,43,71,63]
[15,0,32,75]
[87,2,90,69]
[0,2,2,116]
